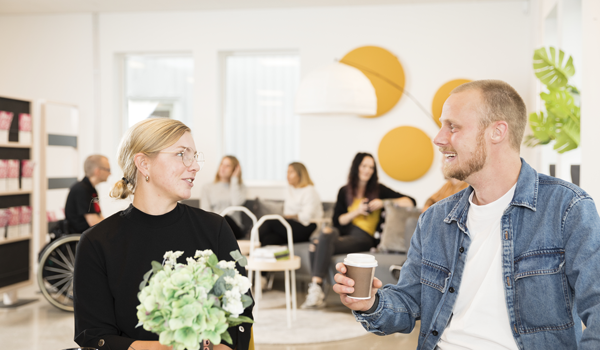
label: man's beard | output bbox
[442,129,487,182]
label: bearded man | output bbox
[333,80,600,350]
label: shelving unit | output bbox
[0,96,37,307]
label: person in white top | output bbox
[259,162,323,245]
[201,155,247,239]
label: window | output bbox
[222,52,300,182]
[124,54,194,128]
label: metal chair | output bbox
[220,206,259,256]
[246,214,300,328]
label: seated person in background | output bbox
[201,155,247,239]
[301,152,416,309]
[258,162,323,246]
[65,154,110,233]
[421,176,468,212]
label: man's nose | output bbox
[433,128,448,147]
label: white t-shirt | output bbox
[437,184,518,350]
[283,185,323,226]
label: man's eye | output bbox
[176,152,184,157]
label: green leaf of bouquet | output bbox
[226,317,243,327]
[221,330,233,345]
[138,280,147,292]
[212,266,224,277]
[533,47,575,89]
[151,260,164,274]
[213,278,227,296]
[233,315,254,324]
[230,250,248,267]
[241,294,253,308]
[208,254,218,267]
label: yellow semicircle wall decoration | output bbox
[340,46,405,118]
[378,126,434,182]
[431,79,471,127]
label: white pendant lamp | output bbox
[294,62,377,116]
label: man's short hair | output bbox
[452,80,527,151]
[84,155,107,178]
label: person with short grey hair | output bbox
[65,154,110,233]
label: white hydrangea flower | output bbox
[194,249,214,258]
[234,274,252,294]
[163,251,184,266]
[218,260,236,270]
[222,288,244,317]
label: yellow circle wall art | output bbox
[340,46,405,118]
[431,79,471,127]
[378,126,434,182]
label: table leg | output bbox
[291,269,297,320]
[284,269,291,328]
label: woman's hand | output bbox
[355,199,370,216]
[232,165,241,178]
[368,198,383,212]
[394,197,415,208]
[129,341,172,350]
[332,262,382,312]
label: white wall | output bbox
[95,1,533,215]
[0,14,95,164]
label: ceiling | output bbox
[0,0,522,15]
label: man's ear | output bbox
[134,153,149,178]
[490,121,509,144]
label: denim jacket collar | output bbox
[444,158,538,229]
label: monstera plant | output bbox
[525,47,580,153]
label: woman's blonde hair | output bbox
[214,155,243,184]
[289,162,314,188]
[110,118,191,199]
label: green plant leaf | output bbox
[533,47,575,89]
[528,111,555,144]
[220,330,233,345]
[554,118,580,153]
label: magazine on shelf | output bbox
[250,245,290,262]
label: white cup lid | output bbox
[344,253,378,267]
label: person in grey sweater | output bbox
[201,155,247,238]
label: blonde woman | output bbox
[201,155,247,239]
[73,118,253,350]
[258,162,323,245]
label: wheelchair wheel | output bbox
[37,234,81,312]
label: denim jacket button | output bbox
[432,330,438,336]
[459,247,464,253]
[449,287,455,293]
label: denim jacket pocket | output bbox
[514,248,573,333]
[421,259,451,293]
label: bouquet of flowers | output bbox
[136,249,253,350]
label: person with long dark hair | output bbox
[301,152,415,309]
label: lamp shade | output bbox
[294,62,377,116]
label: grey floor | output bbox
[0,282,419,350]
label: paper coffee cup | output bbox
[344,253,377,299]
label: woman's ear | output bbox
[134,153,149,178]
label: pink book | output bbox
[7,160,19,178]
[8,207,20,226]
[0,111,13,131]
[18,113,31,131]
[20,206,31,224]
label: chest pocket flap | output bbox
[421,259,451,293]
[514,248,565,281]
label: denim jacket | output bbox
[354,159,600,349]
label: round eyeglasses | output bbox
[160,148,205,169]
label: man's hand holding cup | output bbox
[333,254,382,312]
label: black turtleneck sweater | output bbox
[73,203,253,350]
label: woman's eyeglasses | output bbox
[160,148,205,169]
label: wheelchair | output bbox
[37,220,80,312]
